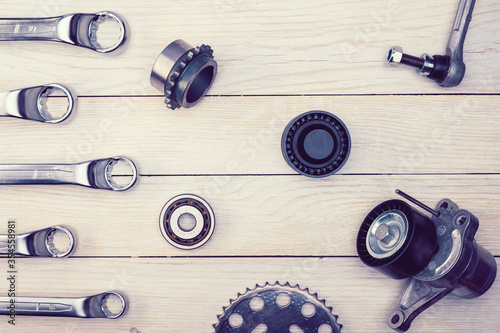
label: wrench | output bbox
[0,157,138,191]
[0,225,76,258]
[0,84,76,123]
[0,11,129,54]
[387,0,476,87]
[0,291,127,318]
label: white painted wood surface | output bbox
[0,0,499,332]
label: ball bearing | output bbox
[159,194,215,250]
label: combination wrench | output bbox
[0,84,76,124]
[0,291,127,319]
[0,11,129,54]
[387,0,476,87]
[0,225,76,258]
[0,157,138,191]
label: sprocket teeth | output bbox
[213,282,342,332]
[162,43,215,109]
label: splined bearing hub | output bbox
[151,39,217,110]
[213,282,342,333]
[281,110,351,178]
[159,194,215,250]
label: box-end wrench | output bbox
[0,157,138,191]
[0,291,127,319]
[0,225,76,258]
[0,11,129,54]
[0,84,77,124]
[387,0,476,87]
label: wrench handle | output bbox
[0,165,79,185]
[0,17,59,41]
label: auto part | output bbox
[387,0,476,87]
[0,156,138,191]
[214,282,342,333]
[281,110,351,178]
[356,189,497,332]
[0,225,76,258]
[151,39,217,110]
[0,291,127,318]
[0,11,129,53]
[0,84,76,123]
[159,194,215,250]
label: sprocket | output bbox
[163,44,214,109]
[150,40,217,110]
[214,282,342,333]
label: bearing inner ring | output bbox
[159,194,215,250]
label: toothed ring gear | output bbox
[151,39,217,110]
[214,282,342,333]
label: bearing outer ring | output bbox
[159,194,215,250]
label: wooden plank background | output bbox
[1,0,499,332]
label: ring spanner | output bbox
[0,157,138,191]
[0,225,75,258]
[0,84,76,123]
[0,11,129,54]
[0,291,127,319]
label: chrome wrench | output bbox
[0,291,127,318]
[0,157,138,191]
[0,84,77,123]
[0,225,75,258]
[0,11,129,54]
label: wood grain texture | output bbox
[1,258,499,333]
[0,0,499,95]
[1,95,500,175]
[0,0,499,332]
[0,175,499,257]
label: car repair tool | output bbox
[387,0,476,87]
[356,189,497,332]
[0,83,76,123]
[0,225,75,258]
[0,291,127,318]
[214,282,342,333]
[281,110,351,178]
[0,11,129,53]
[0,156,138,191]
[151,40,217,110]
[159,194,215,250]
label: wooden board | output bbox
[1,258,499,333]
[1,175,500,257]
[1,95,500,175]
[0,0,499,95]
[0,0,499,332]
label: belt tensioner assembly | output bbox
[357,190,497,332]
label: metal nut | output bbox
[387,46,404,65]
